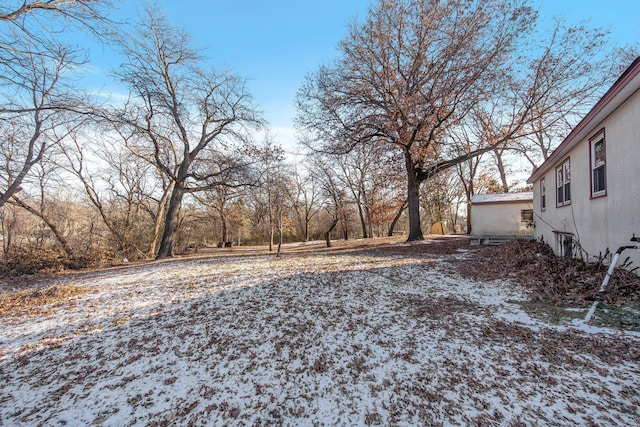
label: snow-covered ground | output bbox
[1,240,639,426]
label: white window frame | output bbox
[590,130,606,198]
[540,178,546,211]
[556,158,571,207]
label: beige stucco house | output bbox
[527,57,640,272]
[470,192,534,244]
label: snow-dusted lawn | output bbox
[1,239,639,426]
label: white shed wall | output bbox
[472,201,534,237]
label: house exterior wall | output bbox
[472,201,534,237]
[531,88,640,271]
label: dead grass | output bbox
[0,284,95,316]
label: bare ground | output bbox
[0,237,639,426]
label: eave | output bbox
[527,57,640,184]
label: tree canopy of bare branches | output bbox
[296,0,630,241]
[509,19,623,170]
[0,0,112,209]
[110,6,262,259]
[0,0,111,22]
[296,0,536,241]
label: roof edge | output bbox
[528,56,640,184]
[471,192,533,205]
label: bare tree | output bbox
[111,6,261,259]
[338,145,372,239]
[387,199,407,237]
[330,140,397,239]
[0,1,113,24]
[0,204,17,257]
[307,153,350,247]
[193,168,249,246]
[420,168,465,232]
[60,133,154,259]
[505,19,622,171]
[8,160,75,258]
[0,0,116,209]
[297,0,536,241]
[0,33,87,208]
[252,142,295,255]
[289,165,321,242]
[247,136,298,255]
[200,186,235,245]
[145,175,175,258]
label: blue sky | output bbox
[165,0,370,127]
[88,0,639,147]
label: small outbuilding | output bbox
[470,192,534,245]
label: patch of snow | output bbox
[1,250,639,426]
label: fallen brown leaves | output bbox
[481,319,640,365]
[1,238,640,425]
[458,240,640,306]
[0,284,95,316]
[0,246,104,276]
[368,236,470,257]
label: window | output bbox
[521,209,533,222]
[590,131,606,197]
[556,158,571,206]
[540,178,546,211]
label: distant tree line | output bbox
[0,0,636,272]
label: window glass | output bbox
[591,135,606,196]
[557,168,564,204]
[556,159,571,206]
[594,140,605,165]
[564,162,571,202]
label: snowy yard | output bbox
[1,237,639,426]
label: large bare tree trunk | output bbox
[149,181,174,258]
[365,205,374,238]
[325,217,338,248]
[405,153,424,241]
[156,185,184,259]
[220,213,228,243]
[356,201,368,239]
[342,212,349,241]
[493,148,510,193]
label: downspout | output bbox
[584,234,639,322]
